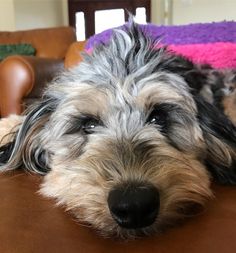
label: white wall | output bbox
[151,0,236,25]
[0,0,15,31]
[61,0,68,27]
[14,0,67,30]
[171,0,236,25]
[1,0,236,31]
[151,0,165,24]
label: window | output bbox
[68,0,151,40]
[75,12,85,41]
[95,9,125,34]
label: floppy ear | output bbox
[0,97,58,175]
[195,96,236,185]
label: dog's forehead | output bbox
[49,25,197,116]
[61,74,196,118]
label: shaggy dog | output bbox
[0,22,236,239]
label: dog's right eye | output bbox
[146,106,168,130]
[147,108,168,126]
[65,115,102,135]
[146,104,176,133]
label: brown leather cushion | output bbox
[0,170,236,253]
[0,27,76,59]
[64,41,87,69]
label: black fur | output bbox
[0,97,57,174]
[0,140,17,165]
[30,149,50,174]
[196,96,236,145]
[195,96,236,185]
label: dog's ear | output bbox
[0,97,58,175]
[195,96,236,185]
[161,53,211,93]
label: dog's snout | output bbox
[108,183,160,229]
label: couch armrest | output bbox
[64,41,86,69]
[0,55,64,117]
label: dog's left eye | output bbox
[148,110,167,125]
[146,104,170,132]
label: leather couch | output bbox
[0,27,77,117]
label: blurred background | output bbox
[0,0,235,40]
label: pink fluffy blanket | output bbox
[167,42,236,69]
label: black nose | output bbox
[108,183,160,229]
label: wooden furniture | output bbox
[68,0,151,38]
[1,171,236,253]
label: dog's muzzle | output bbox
[108,183,160,229]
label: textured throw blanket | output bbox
[86,21,236,69]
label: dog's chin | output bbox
[109,225,158,240]
[109,204,205,240]
[69,200,207,240]
[85,219,160,240]
[85,216,185,240]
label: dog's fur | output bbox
[0,22,236,239]
[199,68,236,124]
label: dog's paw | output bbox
[0,115,24,145]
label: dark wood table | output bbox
[1,170,236,253]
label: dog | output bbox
[0,21,236,239]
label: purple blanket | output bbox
[85,21,236,69]
[86,21,236,49]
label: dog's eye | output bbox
[81,118,101,134]
[146,105,170,132]
[147,108,167,126]
[65,115,102,135]
[228,85,235,93]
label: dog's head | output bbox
[1,22,236,239]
